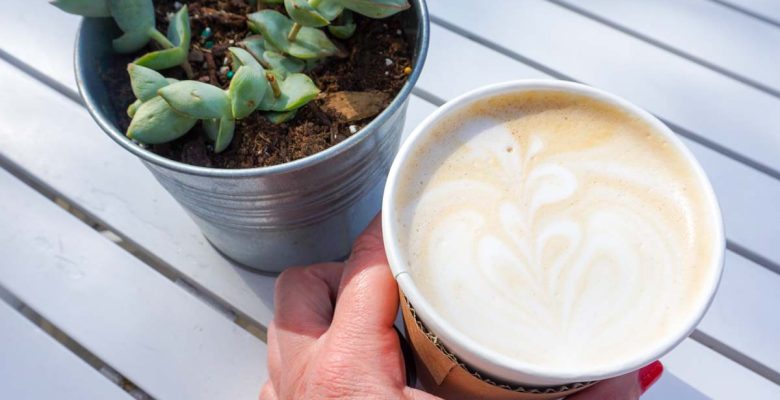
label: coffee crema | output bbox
[393,91,718,372]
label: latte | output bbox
[390,90,719,373]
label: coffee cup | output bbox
[382,80,724,399]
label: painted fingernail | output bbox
[639,360,664,393]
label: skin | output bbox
[262,216,658,400]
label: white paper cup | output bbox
[382,80,724,393]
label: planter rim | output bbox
[74,0,429,178]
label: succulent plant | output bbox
[248,9,340,60]
[328,10,356,39]
[242,35,305,77]
[280,0,410,42]
[51,0,192,75]
[125,64,197,144]
[54,0,411,152]
[126,48,318,152]
[249,0,410,59]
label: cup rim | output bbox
[382,79,725,385]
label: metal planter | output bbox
[74,1,429,273]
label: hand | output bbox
[261,216,663,399]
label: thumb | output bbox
[330,215,399,340]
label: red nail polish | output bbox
[639,361,664,393]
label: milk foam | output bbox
[395,91,717,372]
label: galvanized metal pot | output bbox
[74,2,429,273]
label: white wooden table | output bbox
[1,1,779,398]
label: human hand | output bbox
[261,216,663,399]
[261,215,435,400]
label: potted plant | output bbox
[53,0,429,272]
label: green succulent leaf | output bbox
[260,72,320,111]
[50,0,111,17]
[108,0,154,36]
[214,118,236,153]
[337,0,410,18]
[126,97,197,144]
[127,64,169,101]
[263,51,305,77]
[316,0,347,21]
[264,37,283,53]
[242,35,267,60]
[241,36,304,77]
[265,110,297,124]
[202,117,235,152]
[112,29,152,53]
[106,0,157,53]
[284,0,330,27]
[202,119,219,141]
[132,5,190,69]
[248,10,339,60]
[229,47,263,70]
[228,66,268,119]
[158,81,231,119]
[167,5,191,48]
[127,99,142,118]
[328,10,356,39]
[134,47,187,71]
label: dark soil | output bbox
[102,0,412,168]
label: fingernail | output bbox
[639,361,664,393]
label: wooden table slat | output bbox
[0,300,132,400]
[428,0,780,177]
[0,168,268,400]
[555,0,780,94]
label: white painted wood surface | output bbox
[428,0,780,177]
[0,0,81,91]
[0,168,268,400]
[0,0,779,398]
[0,301,132,400]
[554,0,780,94]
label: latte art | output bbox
[394,92,717,371]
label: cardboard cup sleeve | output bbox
[400,292,596,399]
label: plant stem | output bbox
[287,23,302,42]
[148,28,175,49]
[266,72,281,98]
[181,60,194,79]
